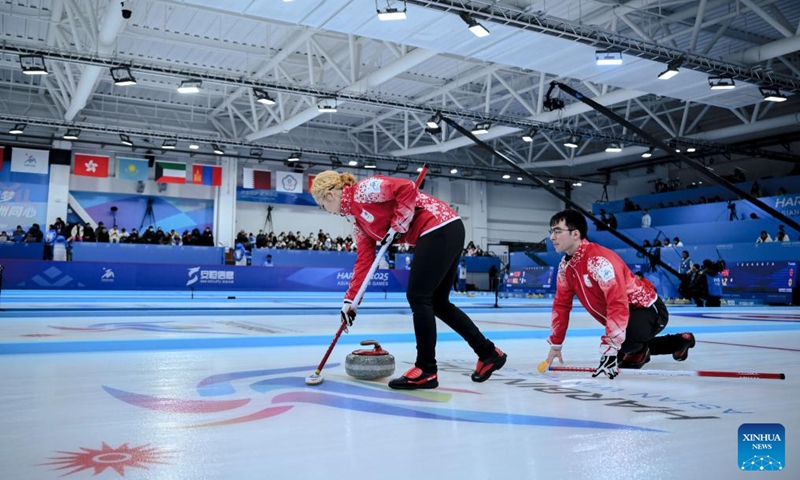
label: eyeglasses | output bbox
[548,228,575,236]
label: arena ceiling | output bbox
[1,0,799,184]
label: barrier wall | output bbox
[1,259,409,292]
[0,242,44,260]
[71,242,225,265]
[251,249,355,268]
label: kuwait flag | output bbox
[74,153,109,177]
[192,164,222,186]
[243,167,271,189]
[155,161,187,184]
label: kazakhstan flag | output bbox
[116,157,149,181]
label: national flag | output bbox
[276,171,303,193]
[116,157,149,181]
[192,164,222,186]
[155,161,187,184]
[73,153,109,177]
[11,147,49,174]
[243,168,271,189]
[307,174,316,193]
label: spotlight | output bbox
[708,75,735,90]
[161,138,177,150]
[120,133,133,146]
[522,128,537,142]
[426,111,442,129]
[471,122,491,135]
[641,147,654,158]
[572,182,582,187]
[686,146,696,153]
[177,79,202,93]
[605,143,622,153]
[563,136,579,149]
[212,143,224,155]
[450,168,458,174]
[330,155,342,167]
[377,1,407,21]
[251,148,263,157]
[19,54,47,75]
[189,143,200,150]
[516,177,523,181]
[502,174,511,179]
[9,123,26,135]
[460,13,490,38]
[317,97,338,112]
[287,152,301,162]
[110,66,136,86]
[657,56,683,80]
[62,129,80,140]
[348,159,359,166]
[760,86,787,102]
[548,179,555,184]
[595,50,623,66]
[416,166,425,172]
[364,159,377,169]
[254,88,276,105]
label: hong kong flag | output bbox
[74,153,109,177]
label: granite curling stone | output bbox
[345,340,395,380]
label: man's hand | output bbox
[380,228,401,247]
[545,344,564,366]
[592,355,619,379]
[341,300,357,327]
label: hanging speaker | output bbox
[50,149,72,165]
[136,181,145,193]
[146,154,155,167]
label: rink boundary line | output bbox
[2,323,799,355]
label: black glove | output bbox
[341,300,357,327]
[592,355,619,379]
[380,228,401,247]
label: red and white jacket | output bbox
[340,175,459,301]
[549,239,658,356]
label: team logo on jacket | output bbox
[588,256,615,286]
[360,210,374,223]
[583,274,592,287]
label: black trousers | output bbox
[620,297,686,356]
[407,220,495,372]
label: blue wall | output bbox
[71,243,225,265]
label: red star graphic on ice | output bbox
[38,442,174,477]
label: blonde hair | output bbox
[310,170,356,203]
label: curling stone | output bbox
[345,340,395,380]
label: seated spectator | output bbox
[607,213,618,230]
[12,225,26,242]
[263,254,274,267]
[109,226,120,243]
[672,237,683,247]
[756,230,772,243]
[622,198,635,212]
[24,223,44,242]
[0,231,8,242]
[119,228,129,243]
[776,226,790,242]
[96,222,110,242]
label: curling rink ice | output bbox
[0,290,797,480]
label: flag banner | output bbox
[0,146,4,170]
[116,157,149,181]
[307,174,316,193]
[10,147,49,175]
[73,153,109,177]
[243,167,271,189]
[276,171,303,193]
[155,161,187,184]
[192,164,222,186]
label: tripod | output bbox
[263,205,274,234]
[140,199,157,231]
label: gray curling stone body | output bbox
[345,340,395,380]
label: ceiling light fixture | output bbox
[330,155,342,167]
[522,128,537,142]
[9,124,26,135]
[460,13,490,37]
[212,143,224,155]
[658,56,683,80]
[62,129,80,140]
[641,147,654,158]
[189,143,200,150]
[759,86,787,102]
[161,138,177,150]
[177,79,202,94]
[287,152,301,162]
[348,159,359,167]
[563,136,579,149]
[120,134,133,146]
[364,159,377,169]
[686,146,696,153]
[19,54,48,75]
[254,88,276,105]
[502,174,511,179]
[317,97,338,113]
[471,122,491,135]
[377,0,407,21]
[396,162,409,171]
[450,168,458,174]
[595,50,623,66]
[426,111,442,129]
[708,75,735,90]
[605,143,623,153]
[110,66,136,86]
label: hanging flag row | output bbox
[71,154,222,186]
